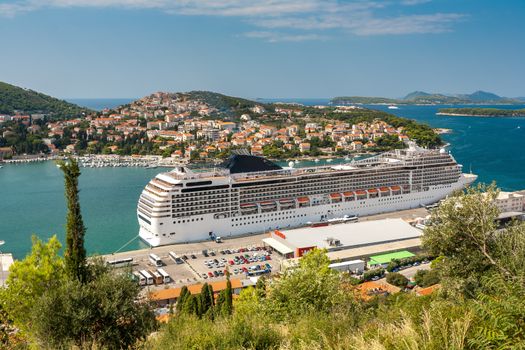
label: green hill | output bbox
[183,91,262,111]
[0,81,90,117]
[403,91,431,100]
[332,90,523,105]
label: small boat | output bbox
[326,158,333,162]
[314,158,320,163]
[388,105,399,110]
[327,215,358,224]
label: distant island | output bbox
[437,107,525,117]
[332,90,524,106]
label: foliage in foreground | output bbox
[148,184,525,350]
[1,157,156,349]
[0,239,157,349]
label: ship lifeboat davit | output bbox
[240,203,257,213]
[329,193,342,202]
[297,196,310,207]
[279,198,295,208]
[355,190,367,199]
[343,191,355,201]
[390,185,402,194]
[379,186,390,196]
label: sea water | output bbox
[1,102,524,257]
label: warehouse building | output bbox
[263,218,423,262]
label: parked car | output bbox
[191,254,197,259]
[228,260,234,265]
[208,272,214,278]
[202,273,208,279]
[242,267,248,273]
[213,271,219,277]
[182,255,188,260]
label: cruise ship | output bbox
[137,143,476,246]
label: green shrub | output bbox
[363,268,385,281]
[386,272,409,287]
[414,269,441,288]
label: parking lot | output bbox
[103,207,428,292]
[104,237,284,292]
[189,246,276,281]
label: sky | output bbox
[0,0,524,99]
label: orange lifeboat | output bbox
[297,197,309,203]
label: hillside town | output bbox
[0,92,414,162]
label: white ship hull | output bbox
[139,174,475,246]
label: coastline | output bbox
[433,128,453,134]
[436,112,525,117]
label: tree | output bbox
[414,269,441,288]
[0,236,66,334]
[182,295,199,315]
[255,276,267,299]
[177,286,190,313]
[267,249,342,319]
[29,262,157,349]
[386,272,409,287]
[199,283,214,317]
[223,277,233,316]
[422,183,501,294]
[215,290,226,316]
[57,158,87,282]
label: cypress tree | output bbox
[177,286,189,313]
[182,295,198,315]
[223,275,233,315]
[58,158,87,283]
[207,284,215,308]
[200,283,211,314]
[256,276,267,299]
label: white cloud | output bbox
[0,0,466,41]
[243,31,327,43]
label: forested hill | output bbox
[183,91,263,111]
[0,81,90,117]
[437,107,525,117]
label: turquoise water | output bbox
[2,103,525,258]
[365,104,525,191]
[0,163,159,258]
